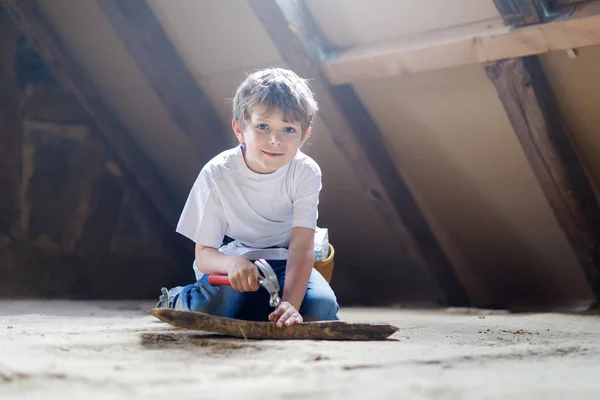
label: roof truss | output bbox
[321,0,600,85]
[97,0,231,162]
[485,56,600,300]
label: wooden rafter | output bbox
[248,0,470,306]
[97,0,230,162]
[485,56,600,299]
[5,1,192,264]
[322,0,600,85]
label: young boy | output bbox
[158,68,339,327]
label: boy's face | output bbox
[232,105,310,174]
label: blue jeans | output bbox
[160,260,339,322]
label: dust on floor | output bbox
[1,300,599,399]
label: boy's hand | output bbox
[269,301,303,328]
[228,257,260,292]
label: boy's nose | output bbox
[269,132,283,145]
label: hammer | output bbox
[207,259,282,308]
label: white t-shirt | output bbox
[176,145,322,278]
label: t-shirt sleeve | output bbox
[176,168,227,248]
[292,164,322,230]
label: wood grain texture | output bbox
[248,0,470,306]
[323,0,600,84]
[5,1,193,266]
[149,308,399,341]
[97,0,230,162]
[485,56,600,300]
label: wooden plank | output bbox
[4,1,193,265]
[485,56,600,300]
[247,0,470,306]
[492,0,541,26]
[323,0,600,84]
[97,0,230,162]
[148,308,399,341]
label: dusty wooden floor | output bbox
[1,300,599,399]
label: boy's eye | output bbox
[283,127,296,133]
[257,124,268,130]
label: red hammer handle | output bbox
[207,274,231,286]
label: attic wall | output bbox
[308,2,596,309]
[305,0,500,48]
[539,47,600,200]
[30,0,445,306]
[26,0,600,309]
[0,17,184,299]
[37,0,204,199]
[351,64,594,309]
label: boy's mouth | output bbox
[262,150,285,157]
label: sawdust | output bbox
[342,364,382,371]
[413,346,593,367]
[0,370,69,383]
[310,354,330,362]
[140,332,261,354]
[0,371,32,383]
[336,346,595,372]
[2,301,600,399]
[501,329,537,335]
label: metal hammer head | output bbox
[254,259,281,308]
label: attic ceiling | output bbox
[8,0,600,309]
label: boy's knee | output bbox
[175,280,243,318]
[301,292,339,321]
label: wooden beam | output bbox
[248,0,470,306]
[492,0,541,26]
[4,1,193,265]
[323,0,600,85]
[97,0,230,162]
[485,56,600,300]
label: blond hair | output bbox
[232,68,318,136]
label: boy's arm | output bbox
[194,244,232,275]
[282,227,315,310]
[195,243,260,292]
[269,226,314,327]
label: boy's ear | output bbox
[301,127,312,146]
[232,120,245,143]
